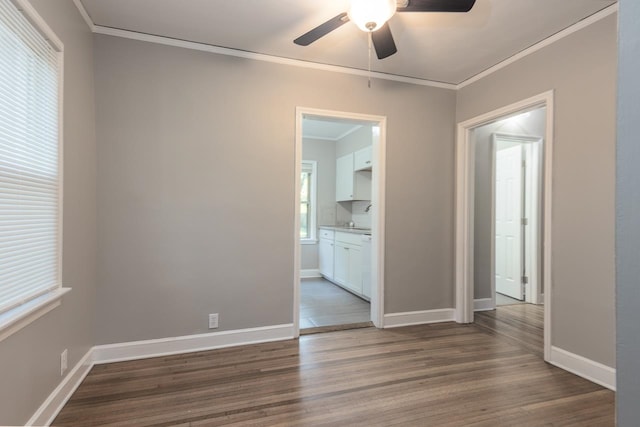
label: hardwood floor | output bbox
[54,315,613,426]
[475,304,544,358]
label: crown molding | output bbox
[72,0,94,31]
[92,25,456,89]
[456,3,619,89]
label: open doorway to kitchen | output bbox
[294,108,386,336]
[455,92,553,361]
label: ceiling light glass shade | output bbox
[348,0,397,32]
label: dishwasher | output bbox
[361,234,372,300]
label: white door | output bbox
[495,145,524,300]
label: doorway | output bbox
[455,91,553,361]
[294,107,387,337]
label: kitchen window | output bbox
[0,0,67,341]
[300,161,317,243]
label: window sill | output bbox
[0,287,71,343]
[301,239,318,245]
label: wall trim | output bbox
[457,3,618,89]
[26,348,94,427]
[92,26,455,90]
[383,309,455,328]
[92,324,295,364]
[474,298,494,312]
[549,346,616,391]
[71,0,95,31]
[300,269,321,279]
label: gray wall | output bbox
[0,1,97,425]
[616,0,640,423]
[336,125,373,157]
[94,34,457,344]
[473,108,546,300]
[458,15,617,367]
[301,137,337,270]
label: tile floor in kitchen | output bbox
[496,292,526,306]
[300,278,370,329]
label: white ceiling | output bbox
[79,0,617,85]
[302,117,364,141]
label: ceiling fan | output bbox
[294,0,477,60]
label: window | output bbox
[0,0,65,339]
[300,161,317,243]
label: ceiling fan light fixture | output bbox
[348,0,397,32]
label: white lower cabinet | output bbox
[319,238,334,280]
[319,229,335,280]
[318,229,367,298]
[346,244,362,294]
[333,232,363,295]
[333,242,349,287]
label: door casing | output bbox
[293,107,387,337]
[454,91,554,362]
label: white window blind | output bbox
[0,0,61,316]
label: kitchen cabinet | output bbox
[336,154,354,202]
[318,230,334,280]
[354,146,373,171]
[333,242,349,286]
[333,232,363,294]
[336,153,372,201]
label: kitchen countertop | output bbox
[319,225,371,235]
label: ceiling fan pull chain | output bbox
[368,31,372,88]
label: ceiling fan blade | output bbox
[397,0,476,13]
[371,22,397,60]
[294,12,350,46]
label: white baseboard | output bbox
[474,298,495,312]
[549,346,616,391]
[300,269,321,279]
[383,309,455,328]
[27,348,94,427]
[27,324,295,425]
[92,324,295,364]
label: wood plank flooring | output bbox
[475,304,544,358]
[54,312,614,426]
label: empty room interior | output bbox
[1,0,639,425]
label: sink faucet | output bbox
[365,204,372,212]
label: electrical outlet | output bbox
[60,349,68,376]
[208,313,219,329]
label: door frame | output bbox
[454,91,553,361]
[293,107,387,337]
[491,133,544,306]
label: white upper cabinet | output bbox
[354,146,373,171]
[336,153,354,202]
[336,152,372,202]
